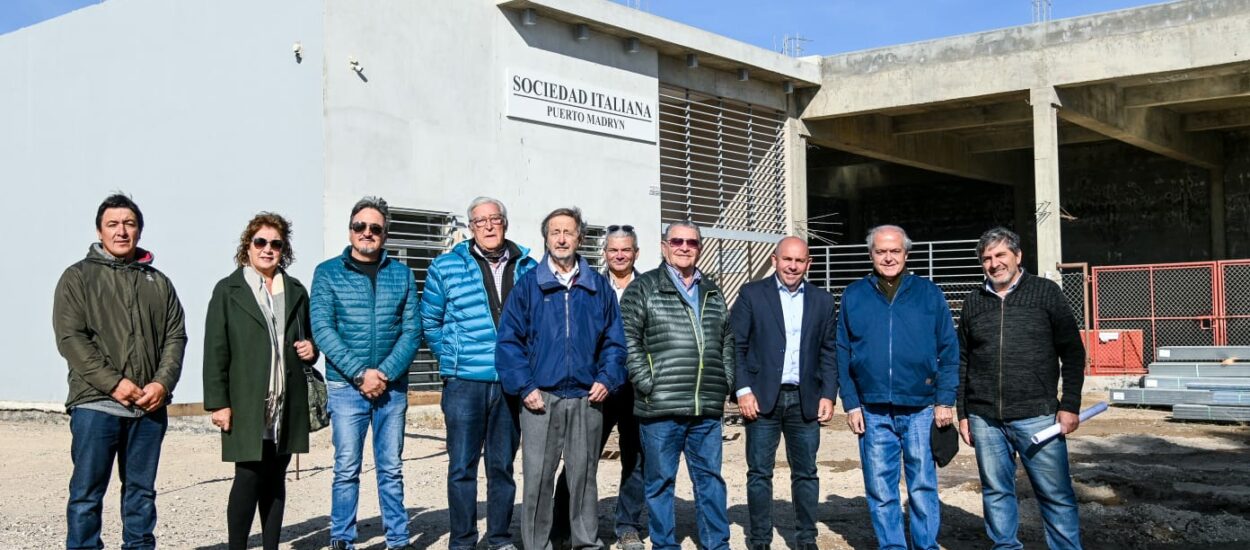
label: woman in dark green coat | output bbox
[203,212,318,550]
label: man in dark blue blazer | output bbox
[729,236,838,550]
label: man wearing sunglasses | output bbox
[310,196,421,550]
[619,221,735,550]
[422,196,537,550]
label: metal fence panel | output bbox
[1219,260,1250,346]
[1091,262,1218,372]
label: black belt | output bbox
[780,383,800,391]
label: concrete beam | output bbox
[965,124,1108,153]
[1185,107,1250,131]
[1124,74,1250,108]
[806,115,1024,186]
[1056,84,1224,170]
[892,102,1033,135]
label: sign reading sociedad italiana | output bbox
[506,70,657,143]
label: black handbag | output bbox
[296,317,330,432]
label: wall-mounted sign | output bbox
[506,69,657,143]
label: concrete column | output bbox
[784,114,809,238]
[1031,86,1063,281]
[1211,166,1226,260]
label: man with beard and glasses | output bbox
[311,196,421,550]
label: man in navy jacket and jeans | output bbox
[730,236,838,550]
[496,207,628,550]
[836,225,959,550]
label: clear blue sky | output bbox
[2,0,1166,52]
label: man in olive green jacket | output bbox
[619,220,734,550]
[52,194,187,550]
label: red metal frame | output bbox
[1090,261,1219,375]
[1217,259,1250,346]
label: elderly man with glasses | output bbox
[619,220,735,550]
[422,196,537,550]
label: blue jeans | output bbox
[859,404,940,550]
[745,388,821,545]
[67,407,168,550]
[969,414,1083,550]
[328,379,410,549]
[639,416,729,550]
[441,378,521,550]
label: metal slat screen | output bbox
[658,85,788,301]
[383,207,457,391]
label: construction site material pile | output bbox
[1109,346,1250,422]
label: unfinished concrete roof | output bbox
[806,0,1250,118]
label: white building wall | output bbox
[0,0,326,403]
[323,0,665,267]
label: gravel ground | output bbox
[2,394,1249,549]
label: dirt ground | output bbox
[3,393,1249,549]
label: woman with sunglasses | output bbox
[203,212,318,550]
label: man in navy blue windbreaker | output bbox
[835,224,959,550]
[495,207,627,550]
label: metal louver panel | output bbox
[658,85,789,303]
[383,208,458,391]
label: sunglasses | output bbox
[350,222,385,235]
[607,224,635,233]
[251,237,285,251]
[666,237,700,249]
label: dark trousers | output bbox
[442,378,522,550]
[67,407,168,550]
[227,440,292,550]
[744,387,821,545]
[553,384,646,539]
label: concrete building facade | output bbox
[3,0,1248,403]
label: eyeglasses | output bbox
[350,222,385,235]
[606,224,635,233]
[470,215,506,229]
[666,237,700,249]
[252,237,285,251]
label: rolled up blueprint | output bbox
[1029,401,1108,445]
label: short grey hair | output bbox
[541,207,586,243]
[976,226,1022,258]
[866,224,912,252]
[604,225,638,250]
[350,196,390,230]
[466,196,508,224]
[663,220,702,241]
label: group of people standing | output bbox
[54,192,1087,550]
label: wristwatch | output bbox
[353,371,366,386]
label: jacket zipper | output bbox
[564,290,571,394]
[998,294,1006,419]
[682,295,707,414]
[645,353,654,404]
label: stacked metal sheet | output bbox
[1109,346,1250,423]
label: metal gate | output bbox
[1090,261,1227,371]
[1217,260,1250,346]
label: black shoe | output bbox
[797,542,820,550]
[750,545,771,550]
[329,541,352,550]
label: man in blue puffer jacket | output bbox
[836,224,959,550]
[496,207,627,550]
[311,196,422,550]
[421,196,537,550]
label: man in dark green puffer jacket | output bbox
[619,220,734,550]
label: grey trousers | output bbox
[520,391,605,550]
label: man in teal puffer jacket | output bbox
[311,196,421,550]
[421,196,536,550]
